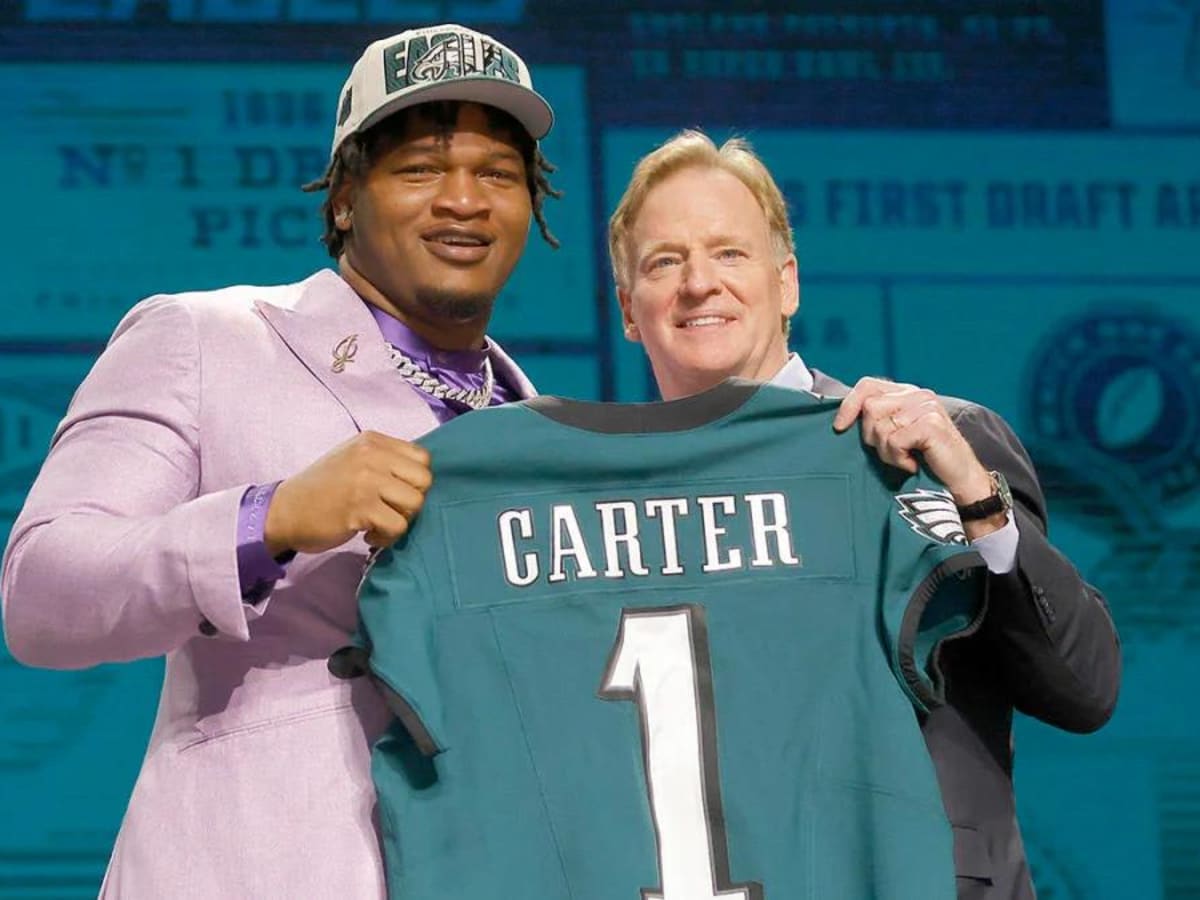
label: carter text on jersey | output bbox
[497,492,803,587]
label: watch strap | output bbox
[955,471,1012,522]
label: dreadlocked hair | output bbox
[302,101,562,260]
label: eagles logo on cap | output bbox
[329,23,554,160]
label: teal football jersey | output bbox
[343,381,985,900]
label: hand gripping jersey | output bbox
[333,380,986,900]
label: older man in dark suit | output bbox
[608,128,1120,900]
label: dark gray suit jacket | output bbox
[811,370,1122,900]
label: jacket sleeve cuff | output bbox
[236,482,294,603]
[190,486,268,641]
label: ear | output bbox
[779,255,800,318]
[617,287,641,343]
[332,183,355,233]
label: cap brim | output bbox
[357,77,554,142]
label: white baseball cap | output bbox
[329,23,554,160]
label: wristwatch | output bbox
[955,470,1013,522]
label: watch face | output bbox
[994,470,1014,510]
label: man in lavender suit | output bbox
[1,24,557,898]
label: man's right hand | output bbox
[264,431,433,555]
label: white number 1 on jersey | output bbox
[599,605,763,900]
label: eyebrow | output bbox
[639,240,684,257]
[392,138,525,164]
[705,233,751,249]
[479,147,526,166]
[638,234,749,258]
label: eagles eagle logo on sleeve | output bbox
[894,489,967,545]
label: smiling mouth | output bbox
[678,315,733,329]
[423,231,493,263]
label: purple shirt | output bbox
[365,303,517,421]
[235,303,514,600]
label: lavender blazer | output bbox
[1,269,535,898]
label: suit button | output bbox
[198,618,218,637]
[1031,586,1056,623]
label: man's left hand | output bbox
[832,376,1006,536]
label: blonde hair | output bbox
[608,129,795,292]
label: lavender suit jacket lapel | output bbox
[255,270,441,438]
[489,340,536,399]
